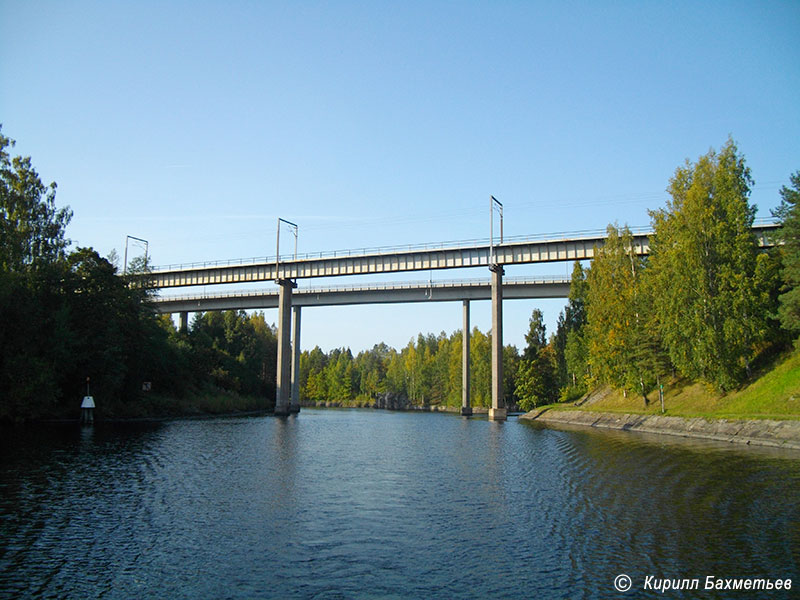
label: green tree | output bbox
[294,325,514,411]
[0,268,61,419]
[521,308,547,361]
[773,171,800,337]
[0,127,72,419]
[385,347,407,397]
[188,310,277,397]
[249,312,278,396]
[515,309,557,411]
[403,340,422,403]
[354,343,391,401]
[301,345,328,402]
[428,334,451,406]
[564,329,589,388]
[470,327,492,407]
[0,127,72,271]
[319,348,356,403]
[586,224,654,402]
[648,139,767,390]
[554,261,590,393]
[503,344,520,407]
[446,331,464,407]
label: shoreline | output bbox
[31,404,489,425]
[520,408,800,450]
[301,401,490,414]
[37,409,274,425]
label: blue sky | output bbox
[2,1,799,352]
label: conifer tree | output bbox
[561,261,590,393]
[515,309,557,410]
[773,171,800,337]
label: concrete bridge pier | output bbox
[274,279,296,416]
[461,300,472,416]
[489,264,507,421]
[290,305,301,414]
[179,311,188,334]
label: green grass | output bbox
[547,348,800,421]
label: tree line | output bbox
[0,126,281,421]
[2,128,798,421]
[297,330,521,409]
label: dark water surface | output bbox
[2,409,799,599]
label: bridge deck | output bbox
[149,224,777,289]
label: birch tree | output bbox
[586,224,652,402]
[647,139,766,390]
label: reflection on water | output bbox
[1,410,799,599]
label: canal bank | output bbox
[520,408,800,450]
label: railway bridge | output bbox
[148,224,777,420]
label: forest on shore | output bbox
[1,127,798,422]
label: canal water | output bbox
[1,409,799,599]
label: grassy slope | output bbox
[550,348,800,421]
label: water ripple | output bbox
[2,413,799,599]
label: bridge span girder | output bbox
[149,224,776,290]
[150,235,639,289]
[152,279,571,314]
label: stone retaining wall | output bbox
[520,409,800,450]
